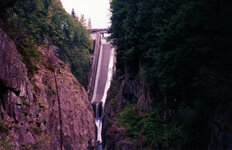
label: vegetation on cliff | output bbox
[0,0,92,87]
[0,1,96,149]
[116,104,182,149]
[0,17,95,150]
[109,0,232,149]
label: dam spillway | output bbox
[87,30,115,149]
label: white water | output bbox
[95,44,115,143]
[95,117,103,142]
[102,47,115,106]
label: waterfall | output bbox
[89,32,115,149]
[94,47,115,143]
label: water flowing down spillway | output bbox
[95,46,115,143]
[89,31,115,149]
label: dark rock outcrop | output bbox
[0,29,95,150]
[103,73,151,150]
[103,70,232,150]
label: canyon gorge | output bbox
[1,0,232,150]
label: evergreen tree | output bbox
[71,8,78,20]
[87,18,92,29]
[109,0,232,149]
[79,14,86,26]
[0,0,92,87]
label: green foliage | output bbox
[38,102,44,108]
[19,38,43,75]
[0,0,91,87]
[141,110,182,149]
[0,139,13,150]
[43,119,47,125]
[110,0,232,149]
[116,104,142,138]
[73,85,78,89]
[34,127,41,133]
[22,100,30,106]
[0,121,9,133]
[116,105,182,149]
[23,135,52,150]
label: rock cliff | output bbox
[103,70,232,150]
[103,74,232,150]
[103,72,151,150]
[0,29,95,149]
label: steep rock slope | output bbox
[103,74,151,150]
[104,72,232,150]
[0,29,95,150]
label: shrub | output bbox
[116,105,183,149]
[22,100,30,106]
[0,139,13,150]
[38,102,44,108]
[0,121,8,133]
[43,119,47,125]
[141,110,182,148]
[116,104,142,138]
[34,127,41,133]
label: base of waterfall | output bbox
[96,143,103,150]
[97,140,102,144]
[89,33,116,150]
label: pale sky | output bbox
[60,0,111,28]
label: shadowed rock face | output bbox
[103,73,151,150]
[0,29,95,150]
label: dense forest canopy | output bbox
[110,0,232,149]
[0,0,92,87]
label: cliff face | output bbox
[103,72,151,150]
[103,76,131,150]
[103,71,232,150]
[0,29,95,149]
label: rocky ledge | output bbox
[0,29,95,150]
